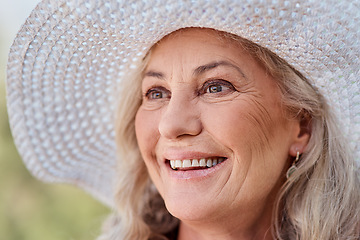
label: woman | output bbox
[6,0,360,239]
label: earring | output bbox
[286,151,300,179]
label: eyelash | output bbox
[144,79,236,100]
[200,79,235,95]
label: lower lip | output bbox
[165,160,228,180]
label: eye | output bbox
[202,79,235,95]
[145,86,170,100]
[207,84,224,93]
[150,91,163,99]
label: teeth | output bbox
[212,159,218,166]
[199,158,206,167]
[170,160,175,169]
[169,157,225,170]
[192,159,199,167]
[183,159,191,168]
[175,160,182,168]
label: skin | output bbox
[135,28,309,240]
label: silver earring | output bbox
[286,151,300,179]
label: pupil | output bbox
[152,92,162,99]
[210,85,222,93]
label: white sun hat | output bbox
[6,0,360,207]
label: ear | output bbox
[289,113,312,157]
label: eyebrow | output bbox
[143,60,247,80]
[144,70,165,79]
[193,61,247,79]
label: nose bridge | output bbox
[158,89,202,139]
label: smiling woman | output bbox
[113,27,360,239]
[135,28,305,238]
[6,0,360,240]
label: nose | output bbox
[158,94,202,140]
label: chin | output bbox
[165,198,214,222]
[161,188,226,223]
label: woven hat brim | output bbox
[6,0,360,207]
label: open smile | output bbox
[168,157,227,170]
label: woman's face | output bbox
[135,29,303,228]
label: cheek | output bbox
[135,108,160,158]
[135,108,166,195]
[202,100,290,197]
[240,99,278,151]
[201,97,291,172]
[201,99,277,150]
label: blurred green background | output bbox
[0,0,110,239]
